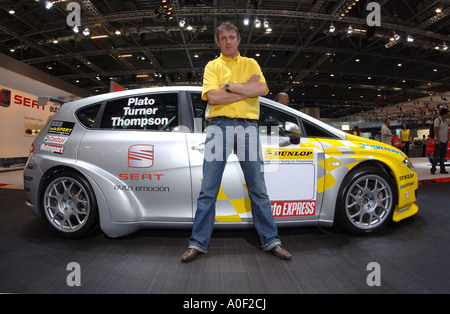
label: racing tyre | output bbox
[335,166,396,235]
[41,171,98,239]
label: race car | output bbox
[23,86,419,239]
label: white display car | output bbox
[24,86,419,239]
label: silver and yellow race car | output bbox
[24,86,418,238]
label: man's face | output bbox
[216,29,240,58]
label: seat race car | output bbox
[24,86,419,239]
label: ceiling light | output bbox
[329,24,335,33]
[244,16,249,25]
[179,19,186,27]
[186,25,193,31]
[52,39,58,44]
[83,27,90,36]
[435,7,442,14]
[118,54,132,58]
[264,20,269,28]
[72,26,79,33]
[407,35,414,42]
[45,1,53,9]
[443,43,448,50]
[91,35,108,39]
[347,25,353,34]
[266,27,272,33]
[394,33,400,41]
[255,19,261,28]
[115,29,121,35]
[8,9,15,14]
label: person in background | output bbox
[430,108,449,174]
[381,119,393,145]
[353,125,361,136]
[421,135,427,157]
[274,92,289,105]
[400,122,412,156]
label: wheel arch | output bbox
[344,160,399,206]
[332,159,399,234]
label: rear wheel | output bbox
[41,171,98,239]
[335,166,396,235]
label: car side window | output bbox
[259,103,299,137]
[190,92,209,132]
[301,119,335,138]
[76,103,102,128]
[100,93,178,131]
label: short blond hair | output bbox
[215,21,240,41]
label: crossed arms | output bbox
[205,74,267,106]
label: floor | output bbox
[0,158,449,295]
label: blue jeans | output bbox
[188,117,281,253]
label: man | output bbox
[274,92,289,105]
[381,119,393,145]
[430,108,449,174]
[181,22,291,262]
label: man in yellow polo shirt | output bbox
[181,21,291,262]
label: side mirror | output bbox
[285,121,301,144]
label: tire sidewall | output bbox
[40,170,98,239]
[335,165,397,235]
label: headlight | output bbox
[403,157,415,171]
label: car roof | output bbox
[65,85,345,139]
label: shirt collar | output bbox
[220,52,241,62]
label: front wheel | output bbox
[40,171,98,239]
[335,166,396,235]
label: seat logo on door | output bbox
[128,144,154,168]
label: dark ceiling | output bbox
[0,0,449,119]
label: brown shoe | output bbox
[181,248,201,262]
[270,245,292,260]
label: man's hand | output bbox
[247,74,261,83]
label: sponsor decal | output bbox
[118,173,164,180]
[43,135,68,145]
[400,181,414,189]
[113,184,169,192]
[271,200,316,217]
[357,142,405,157]
[264,148,314,164]
[128,144,154,168]
[399,173,414,181]
[48,120,75,136]
[39,143,65,154]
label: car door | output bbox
[186,92,322,224]
[77,91,192,223]
[258,101,323,222]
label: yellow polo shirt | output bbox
[201,52,269,120]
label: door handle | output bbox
[191,143,205,153]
